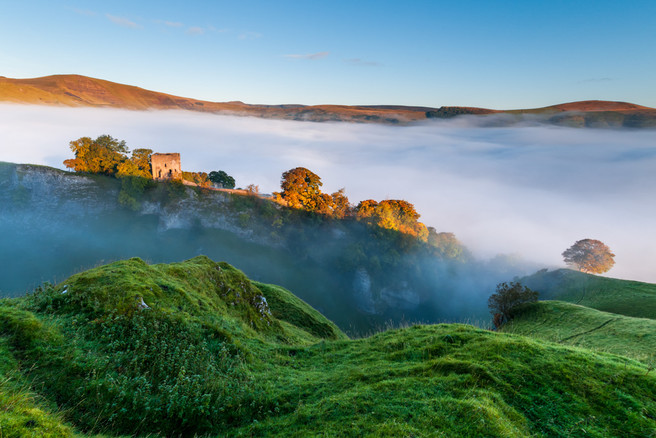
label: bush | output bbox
[488,282,538,328]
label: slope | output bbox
[1,257,656,437]
[500,300,656,364]
[520,268,656,320]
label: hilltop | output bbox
[1,256,656,437]
[2,74,655,127]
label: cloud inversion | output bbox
[1,105,654,284]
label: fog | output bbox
[1,104,655,283]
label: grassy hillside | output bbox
[1,258,656,436]
[501,301,656,364]
[521,268,656,320]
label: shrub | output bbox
[488,282,538,328]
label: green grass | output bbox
[501,300,656,364]
[521,268,656,320]
[1,258,656,436]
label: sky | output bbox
[1,1,656,108]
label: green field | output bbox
[1,257,656,437]
[521,268,656,320]
[501,300,656,364]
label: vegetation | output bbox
[520,268,656,320]
[63,135,153,178]
[562,239,615,274]
[488,282,538,328]
[209,170,236,189]
[501,300,656,365]
[181,170,211,187]
[1,257,656,437]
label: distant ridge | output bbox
[1,74,655,127]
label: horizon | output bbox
[1,1,655,108]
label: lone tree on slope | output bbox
[562,239,615,274]
[488,281,538,328]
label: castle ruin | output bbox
[151,153,182,181]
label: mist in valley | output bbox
[1,105,655,331]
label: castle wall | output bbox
[151,153,181,181]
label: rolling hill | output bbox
[2,74,655,126]
[1,256,655,437]
[520,268,656,320]
[501,300,656,364]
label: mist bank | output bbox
[1,162,545,333]
[1,105,654,282]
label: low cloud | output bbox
[187,26,204,35]
[238,32,262,40]
[285,51,330,60]
[164,21,183,28]
[72,8,97,17]
[344,58,381,67]
[1,105,655,284]
[106,14,140,29]
[578,77,615,83]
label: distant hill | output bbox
[501,300,656,363]
[1,256,655,436]
[2,74,655,126]
[519,268,656,320]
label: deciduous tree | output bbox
[64,135,129,175]
[562,239,615,274]
[488,282,538,328]
[208,170,235,189]
[278,167,324,211]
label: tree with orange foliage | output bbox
[64,135,129,175]
[277,167,324,211]
[562,239,615,274]
[355,199,428,240]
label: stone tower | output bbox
[151,153,182,181]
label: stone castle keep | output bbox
[151,153,182,181]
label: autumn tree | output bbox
[208,170,236,189]
[355,199,428,240]
[488,282,538,328]
[330,188,351,219]
[277,167,325,211]
[562,239,615,274]
[64,135,129,175]
[117,148,153,178]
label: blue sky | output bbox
[1,1,655,108]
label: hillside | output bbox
[1,257,656,437]
[501,300,656,364]
[2,74,656,127]
[2,161,495,334]
[520,268,656,320]
[0,74,429,124]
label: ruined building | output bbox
[151,153,182,181]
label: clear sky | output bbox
[1,1,655,108]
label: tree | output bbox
[488,282,538,328]
[64,135,129,175]
[355,199,427,240]
[117,148,153,178]
[330,188,351,219]
[208,170,235,189]
[562,239,615,274]
[277,167,324,211]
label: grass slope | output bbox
[1,258,655,437]
[501,301,656,364]
[521,268,656,320]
